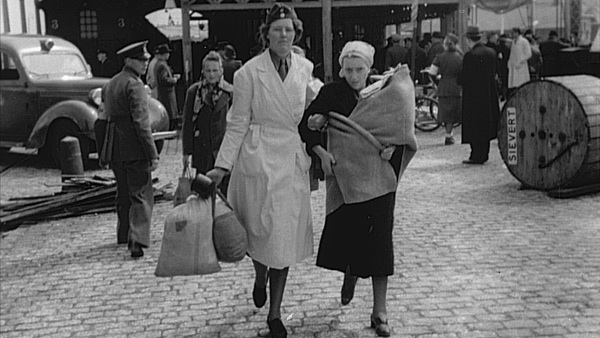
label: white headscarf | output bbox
[338,41,375,68]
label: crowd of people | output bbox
[96,3,579,336]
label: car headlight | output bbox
[88,88,103,107]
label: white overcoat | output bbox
[214,51,314,269]
[508,35,532,89]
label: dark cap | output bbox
[265,3,298,25]
[465,26,482,39]
[432,31,444,39]
[117,41,151,60]
[154,43,173,54]
[390,34,402,42]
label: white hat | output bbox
[338,41,375,68]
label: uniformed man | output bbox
[100,40,159,258]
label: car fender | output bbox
[27,100,98,149]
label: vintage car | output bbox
[0,34,175,168]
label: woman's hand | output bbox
[182,155,191,168]
[206,167,228,187]
[307,114,328,131]
[313,146,336,176]
[380,145,396,161]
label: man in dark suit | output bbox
[221,44,242,84]
[100,40,159,258]
[457,26,500,164]
[384,34,408,70]
[427,31,445,66]
[153,43,180,130]
[539,31,568,76]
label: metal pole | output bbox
[2,0,11,33]
[181,0,193,88]
[322,0,332,83]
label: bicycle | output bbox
[414,70,440,132]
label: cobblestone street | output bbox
[1,128,599,338]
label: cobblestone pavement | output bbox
[1,127,599,338]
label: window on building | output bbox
[80,10,98,39]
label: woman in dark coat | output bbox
[181,51,233,194]
[299,41,417,337]
[429,33,463,145]
[457,26,500,164]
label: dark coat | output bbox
[101,66,158,163]
[427,41,445,65]
[154,59,179,119]
[181,80,233,173]
[222,58,242,84]
[457,42,500,144]
[95,58,119,78]
[539,40,567,76]
[385,45,408,70]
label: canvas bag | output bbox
[212,190,247,263]
[155,194,221,277]
[173,166,193,207]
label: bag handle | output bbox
[211,188,233,220]
[182,165,192,178]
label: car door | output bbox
[0,50,38,146]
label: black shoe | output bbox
[129,241,144,258]
[370,314,391,337]
[267,318,287,338]
[462,159,485,165]
[252,283,267,308]
[341,271,358,305]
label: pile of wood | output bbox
[0,175,172,232]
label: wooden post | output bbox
[410,0,418,80]
[457,0,469,53]
[181,0,193,89]
[34,0,42,34]
[19,0,26,33]
[322,0,332,83]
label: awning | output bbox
[145,8,208,42]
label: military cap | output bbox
[117,40,151,60]
[265,3,298,25]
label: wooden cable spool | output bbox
[498,75,600,190]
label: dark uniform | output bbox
[100,41,158,257]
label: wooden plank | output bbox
[0,186,116,225]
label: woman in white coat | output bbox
[508,27,532,95]
[206,3,314,338]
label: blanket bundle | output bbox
[326,65,418,214]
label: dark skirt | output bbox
[316,147,403,278]
[316,192,396,278]
[438,96,462,124]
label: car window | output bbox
[0,52,19,80]
[22,53,88,79]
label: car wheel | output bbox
[42,119,90,169]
